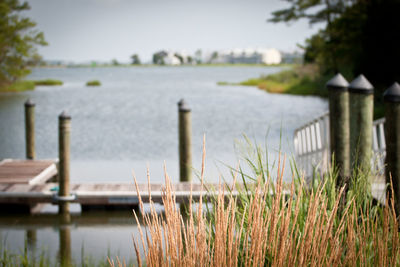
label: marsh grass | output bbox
[116,138,400,267]
[33,79,63,86]
[86,80,101,86]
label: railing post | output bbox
[383,82,400,214]
[58,111,71,215]
[178,99,192,183]
[24,99,35,159]
[349,75,374,172]
[326,73,350,186]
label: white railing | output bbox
[294,112,386,179]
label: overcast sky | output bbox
[25,0,324,63]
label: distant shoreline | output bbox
[33,63,293,69]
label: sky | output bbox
[25,0,324,63]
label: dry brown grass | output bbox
[110,144,400,267]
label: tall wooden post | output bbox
[383,82,400,215]
[58,111,71,215]
[24,99,35,159]
[178,99,192,182]
[326,73,350,186]
[178,99,192,217]
[349,75,374,172]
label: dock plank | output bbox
[0,159,57,185]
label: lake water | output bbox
[0,66,327,262]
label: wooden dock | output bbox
[0,182,225,211]
[0,159,237,213]
[0,159,387,214]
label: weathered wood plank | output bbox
[0,159,57,184]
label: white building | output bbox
[163,52,181,65]
[209,48,282,65]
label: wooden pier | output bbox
[0,182,225,210]
[0,159,387,213]
[0,159,244,213]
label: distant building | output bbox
[281,51,303,64]
[209,48,282,65]
[152,50,188,65]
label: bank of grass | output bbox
[125,140,400,266]
[33,79,63,86]
[0,79,63,92]
[86,80,101,86]
[221,64,331,97]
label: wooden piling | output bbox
[178,99,192,217]
[349,75,374,172]
[383,82,400,215]
[58,111,71,215]
[178,99,192,182]
[326,74,350,185]
[24,99,35,159]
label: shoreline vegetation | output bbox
[218,64,330,97]
[86,80,101,86]
[218,64,384,118]
[34,63,291,68]
[0,79,63,92]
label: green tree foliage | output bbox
[111,58,119,66]
[271,0,400,90]
[130,54,141,65]
[152,51,167,65]
[0,0,47,88]
[195,49,202,64]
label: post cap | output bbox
[326,73,349,91]
[349,74,374,94]
[59,110,71,120]
[383,82,400,103]
[24,98,35,107]
[178,99,191,112]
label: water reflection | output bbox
[0,211,141,264]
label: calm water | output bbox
[0,66,327,262]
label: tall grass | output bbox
[113,140,399,266]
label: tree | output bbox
[174,53,184,64]
[111,58,119,66]
[271,0,400,87]
[130,54,141,65]
[0,0,47,88]
[152,51,167,65]
[269,0,353,71]
[209,51,218,63]
[195,49,202,64]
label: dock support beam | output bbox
[58,111,71,215]
[178,99,192,217]
[25,99,35,159]
[349,75,374,172]
[326,74,350,187]
[384,82,400,215]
